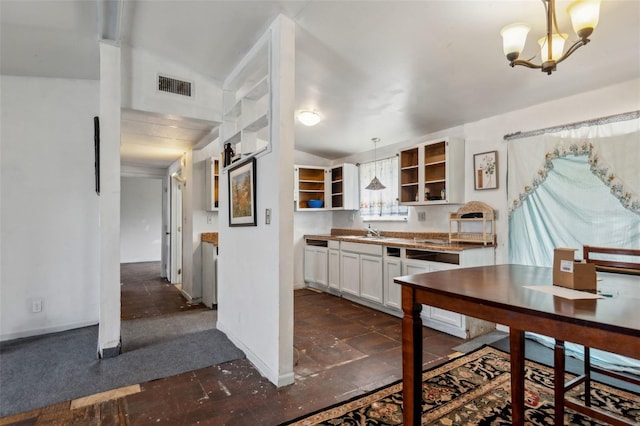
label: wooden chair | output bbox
[583,245,640,275]
[555,245,640,425]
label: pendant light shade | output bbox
[365,138,386,190]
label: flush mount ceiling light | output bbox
[365,138,386,191]
[500,0,601,75]
[297,110,321,126]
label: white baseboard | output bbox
[216,320,294,387]
[180,288,201,304]
[0,319,98,342]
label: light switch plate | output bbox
[266,208,271,224]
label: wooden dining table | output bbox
[395,264,640,426]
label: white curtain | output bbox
[507,119,640,216]
[360,156,408,219]
[507,115,640,373]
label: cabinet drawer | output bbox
[341,241,383,256]
[328,240,340,250]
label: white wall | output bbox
[120,177,163,263]
[121,45,223,122]
[0,76,100,341]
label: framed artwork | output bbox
[474,151,498,190]
[228,157,257,226]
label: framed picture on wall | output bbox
[228,157,257,226]
[474,150,498,190]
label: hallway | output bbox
[120,261,206,320]
[1,288,463,425]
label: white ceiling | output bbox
[2,0,639,168]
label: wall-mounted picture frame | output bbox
[228,157,257,226]
[474,150,498,190]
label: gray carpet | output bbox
[0,310,245,418]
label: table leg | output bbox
[554,340,565,426]
[402,286,422,426]
[510,329,525,426]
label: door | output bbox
[328,249,340,290]
[427,262,462,327]
[384,258,402,310]
[170,176,183,285]
[360,254,383,303]
[340,252,360,296]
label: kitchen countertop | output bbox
[201,232,218,245]
[304,228,494,252]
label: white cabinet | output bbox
[294,164,359,210]
[399,137,465,205]
[340,251,360,296]
[401,248,495,338]
[339,241,383,301]
[330,164,359,210]
[328,246,340,291]
[304,245,328,287]
[360,254,383,304]
[383,256,402,310]
[205,157,220,211]
[201,242,217,308]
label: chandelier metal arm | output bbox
[510,59,543,70]
[555,38,590,66]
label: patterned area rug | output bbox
[282,346,639,425]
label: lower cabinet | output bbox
[304,245,328,287]
[328,248,340,291]
[340,251,360,296]
[202,242,218,308]
[305,240,495,339]
[383,257,402,310]
[402,255,493,339]
[339,242,384,302]
[360,254,383,304]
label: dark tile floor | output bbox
[1,266,464,425]
[120,261,206,320]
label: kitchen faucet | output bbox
[365,224,382,238]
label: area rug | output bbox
[282,346,640,425]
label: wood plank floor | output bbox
[1,265,464,425]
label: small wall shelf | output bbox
[221,39,271,172]
[448,201,495,245]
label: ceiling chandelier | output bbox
[365,138,386,191]
[500,0,601,75]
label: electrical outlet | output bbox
[418,211,426,222]
[32,299,42,313]
[265,208,271,224]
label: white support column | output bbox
[271,15,296,387]
[216,14,296,387]
[98,41,122,358]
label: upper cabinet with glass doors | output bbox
[399,138,465,205]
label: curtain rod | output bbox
[503,110,640,141]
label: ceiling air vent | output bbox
[158,75,192,97]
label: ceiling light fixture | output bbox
[365,138,386,191]
[500,0,601,75]
[297,110,321,126]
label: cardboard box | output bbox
[553,248,597,292]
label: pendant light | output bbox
[365,138,386,190]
